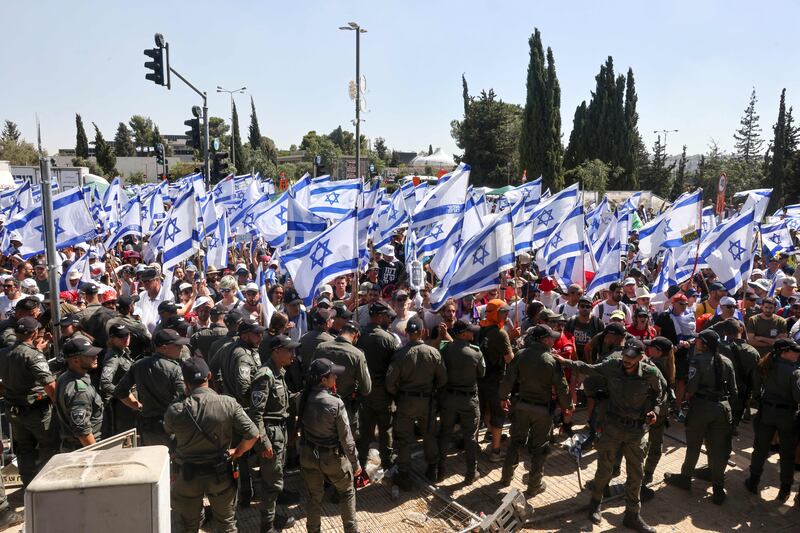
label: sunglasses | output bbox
[2,284,14,289]
[219,288,231,293]
[578,304,591,309]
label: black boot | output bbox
[525,480,547,497]
[396,471,412,491]
[640,485,655,502]
[275,515,296,530]
[642,471,653,486]
[693,466,712,482]
[664,472,691,490]
[437,462,447,483]
[622,511,656,533]
[712,485,726,505]
[425,464,438,483]
[587,498,602,525]
[743,474,760,495]
[464,469,479,484]
[777,483,791,502]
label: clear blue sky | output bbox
[2,0,798,160]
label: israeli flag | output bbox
[429,209,515,311]
[411,162,470,233]
[650,248,678,307]
[228,177,262,231]
[255,262,278,326]
[286,195,328,249]
[59,253,93,292]
[373,188,410,250]
[102,177,126,233]
[701,206,717,234]
[774,204,800,218]
[280,210,359,306]
[585,238,622,298]
[105,196,142,249]
[205,210,230,270]
[212,175,237,207]
[638,189,702,257]
[760,219,795,257]
[308,178,360,220]
[699,208,756,293]
[672,240,700,284]
[430,193,488,279]
[161,186,200,271]
[586,196,612,242]
[530,182,579,248]
[289,173,313,206]
[253,192,288,247]
[539,203,586,286]
[2,187,98,258]
[735,188,772,222]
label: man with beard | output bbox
[746,297,788,356]
[54,337,104,451]
[591,282,632,325]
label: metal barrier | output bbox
[78,429,138,452]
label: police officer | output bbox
[221,316,264,508]
[189,301,228,360]
[386,316,447,487]
[665,329,737,504]
[54,337,104,451]
[0,476,23,529]
[715,318,760,432]
[105,294,152,357]
[744,338,800,501]
[0,296,43,350]
[0,316,59,486]
[554,339,663,533]
[297,308,334,375]
[299,358,361,533]
[76,282,102,329]
[208,309,244,390]
[114,328,187,447]
[249,335,300,532]
[501,325,572,496]
[165,357,259,533]
[100,324,138,436]
[437,319,485,483]
[355,301,397,469]
[312,320,371,439]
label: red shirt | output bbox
[626,324,657,341]
[554,331,576,382]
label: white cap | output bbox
[68,270,82,279]
[178,282,192,292]
[379,245,395,258]
[319,284,333,295]
[783,277,797,287]
[517,252,532,265]
[75,243,88,251]
[751,268,764,278]
[245,282,260,293]
[623,277,636,286]
[192,296,213,310]
[720,296,737,306]
[20,278,38,290]
[635,286,653,299]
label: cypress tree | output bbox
[619,68,640,189]
[231,101,245,173]
[113,122,135,156]
[671,145,688,200]
[92,123,116,176]
[428,144,433,156]
[768,89,788,211]
[75,114,89,158]
[544,47,563,188]
[248,96,262,151]
[733,88,765,164]
[518,28,547,187]
[564,101,588,169]
[462,74,469,115]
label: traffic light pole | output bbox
[168,65,210,187]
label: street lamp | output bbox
[340,22,366,180]
[653,129,679,154]
[217,85,247,172]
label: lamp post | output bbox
[653,129,679,155]
[217,85,247,172]
[339,22,366,180]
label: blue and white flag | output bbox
[2,188,98,258]
[585,238,622,298]
[586,196,612,242]
[411,162,470,233]
[253,192,288,246]
[205,210,230,270]
[619,191,642,216]
[530,182,579,248]
[430,193,487,279]
[308,178,360,220]
[735,188,771,222]
[760,219,795,257]
[288,173,313,206]
[700,208,756,293]
[280,210,359,306]
[102,177,126,233]
[212,175,237,207]
[429,209,515,311]
[775,204,800,218]
[701,206,717,234]
[673,240,701,284]
[104,196,142,249]
[650,248,678,306]
[161,186,200,271]
[539,203,585,286]
[373,188,410,250]
[59,253,93,292]
[286,195,328,249]
[638,189,702,257]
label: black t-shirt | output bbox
[378,259,404,288]
[565,316,604,350]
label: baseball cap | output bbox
[720,296,737,307]
[181,357,211,385]
[284,289,303,305]
[178,282,193,293]
[332,305,353,319]
[192,296,213,310]
[185,263,198,272]
[238,317,266,335]
[109,324,131,338]
[634,306,650,317]
[62,336,103,357]
[358,282,373,295]
[153,328,191,347]
[117,294,137,307]
[782,277,798,287]
[15,297,40,312]
[623,277,636,286]
[310,308,332,325]
[367,261,379,271]
[14,316,41,334]
[697,329,720,351]
[451,318,480,335]
[529,324,561,340]
[80,283,99,295]
[369,301,395,317]
[140,268,159,281]
[308,357,345,380]
[751,268,765,278]
[604,323,626,336]
[235,263,249,275]
[644,336,673,353]
[316,297,332,309]
[59,314,80,326]
[158,301,179,313]
[270,334,301,351]
[319,284,333,296]
[244,282,260,293]
[379,244,395,257]
[341,320,360,334]
[405,317,424,334]
[20,278,37,291]
[708,281,726,292]
[774,338,800,353]
[609,309,626,321]
[621,339,645,358]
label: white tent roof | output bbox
[0,161,15,190]
[409,148,456,168]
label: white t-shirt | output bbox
[556,301,580,319]
[134,291,169,334]
[591,301,632,325]
[0,295,22,320]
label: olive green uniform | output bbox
[0,342,59,485]
[54,369,104,451]
[105,314,152,356]
[356,323,397,466]
[719,339,760,429]
[248,358,290,529]
[0,319,18,351]
[300,386,360,533]
[114,353,185,447]
[643,355,671,481]
[500,340,571,491]
[477,325,512,429]
[189,323,228,361]
[679,350,737,487]
[297,329,334,375]
[312,337,372,436]
[165,387,258,533]
[386,340,447,474]
[561,357,664,514]
[208,332,237,390]
[100,346,138,436]
[749,357,800,487]
[437,339,485,476]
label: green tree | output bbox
[640,135,675,198]
[113,122,136,157]
[71,157,102,175]
[328,126,356,154]
[563,159,620,196]
[208,117,230,150]
[126,172,148,185]
[128,115,155,154]
[0,132,38,165]
[733,88,765,164]
[543,46,563,188]
[75,114,89,158]
[389,150,400,167]
[248,96,262,151]
[767,89,789,211]
[518,29,547,187]
[620,68,641,189]
[151,125,172,156]
[92,123,117,177]
[564,101,588,169]
[300,130,342,171]
[451,88,522,187]
[2,120,21,142]
[428,144,433,156]
[671,145,688,200]
[373,137,388,162]
[231,101,245,173]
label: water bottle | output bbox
[409,259,423,290]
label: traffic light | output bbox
[144,47,166,86]
[155,143,165,165]
[184,117,201,150]
[212,151,230,181]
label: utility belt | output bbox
[693,391,729,403]
[517,398,550,409]
[302,439,342,455]
[446,388,477,397]
[7,398,50,415]
[177,456,237,483]
[398,390,432,398]
[607,411,646,429]
[761,399,795,410]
